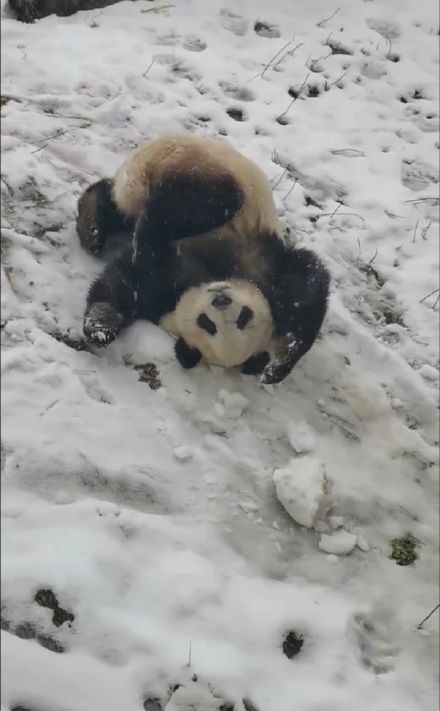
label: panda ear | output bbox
[145,170,244,241]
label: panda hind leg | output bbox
[83,249,138,346]
[77,178,133,255]
[241,351,270,375]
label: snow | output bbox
[286,420,316,453]
[173,445,194,463]
[1,0,439,709]
[273,456,331,529]
[318,530,358,556]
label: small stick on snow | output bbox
[404,197,439,205]
[31,123,91,155]
[142,58,156,78]
[329,70,348,87]
[433,293,440,310]
[421,221,432,240]
[329,202,342,218]
[356,236,362,263]
[271,42,305,72]
[248,39,294,83]
[276,72,310,122]
[316,212,366,226]
[307,51,332,70]
[412,218,419,243]
[141,4,174,13]
[419,288,440,304]
[316,7,340,28]
[272,167,289,190]
[282,179,297,201]
[187,640,192,667]
[385,35,392,59]
[416,603,440,629]
[368,247,378,264]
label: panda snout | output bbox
[211,292,232,309]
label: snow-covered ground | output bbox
[1,0,439,708]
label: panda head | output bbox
[162,280,273,367]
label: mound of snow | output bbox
[273,456,332,528]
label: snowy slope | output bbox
[1,0,439,709]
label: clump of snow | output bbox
[217,389,249,418]
[319,530,358,555]
[286,420,316,453]
[273,456,332,528]
[356,534,370,552]
[173,445,194,462]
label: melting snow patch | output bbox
[273,456,332,529]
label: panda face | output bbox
[160,280,273,367]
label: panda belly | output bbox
[160,281,274,368]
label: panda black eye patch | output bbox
[197,313,217,335]
[236,306,254,330]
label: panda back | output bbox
[112,134,281,242]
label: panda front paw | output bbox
[260,359,291,385]
[175,337,202,369]
[8,0,40,22]
[83,302,124,346]
[241,351,270,375]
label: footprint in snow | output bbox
[351,606,401,674]
[219,8,248,36]
[401,159,439,191]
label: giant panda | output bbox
[76,133,330,384]
[8,0,123,23]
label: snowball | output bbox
[273,457,332,529]
[218,389,249,418]
[286,420,316,454]
[356,535,370,552]
[173,446,193,463]
[318,530,357,555]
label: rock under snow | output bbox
[318,530,357,556]
[273,457,332,529]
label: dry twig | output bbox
[316,7,340,28]
[276,72,310,122]
[417,603,440,629]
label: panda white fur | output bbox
[77,133,330,384]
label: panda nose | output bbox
[211,292,232,309]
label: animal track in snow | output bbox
[401,159,439,191]
[219,8,248,36]
[254,20,280,39]
[182,36,207,52]
[219,81,255,102]
[351,607,401,674]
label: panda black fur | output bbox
[77,134,330,384]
